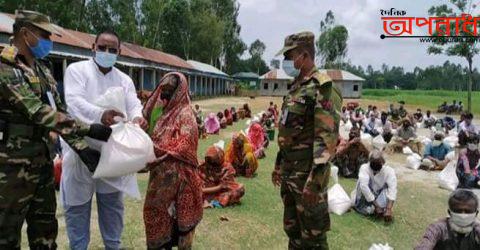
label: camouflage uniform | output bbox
[0,11,93,249]
[275,32,342,249]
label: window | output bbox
[287,84,291,90]
[353,85,359,91]
[274,83,279,90]
[264,83,268,90]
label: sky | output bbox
[237,0,473,71]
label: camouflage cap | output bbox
[275,31,314,56]
[15,10,62,36]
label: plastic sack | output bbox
[344,120,353,132]
[406,153,422,170]
[369,243,393,250]
[402,146,414,155]
[445,151,456,161]
[444,136,458,148]
[361,133,373,146]
[438,161,458,191]
[95,87,127,117]
[93,122,156,178]
[419,136,432,146]
[328,166,351,215]
[214,140,225,150]
[372,135,387,150]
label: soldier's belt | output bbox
[7,123,44,140]
[281,148,313,162]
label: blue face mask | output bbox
[26,30,53,59]
[94,51,117,68]
[282,59,300,77]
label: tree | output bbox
[316,11,349,69]
[428,0,478,112]
[249,39,266,57]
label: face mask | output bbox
[94,51,117,68]
[160,92,173,101]
[25,30,53,59]
[449,211,477,229]
[282,60,300,77]
[432,140,442,147]
[370,162,383,172]
[468,143,478,151]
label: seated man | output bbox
[458,101,464,112]
[363,113,381,137]
[388,104,401,124]
[196,116,207,139]
[225,133,258,178]
[456,137,480,189]
[424,110,437,128]
[231,107,238,122]
[371,106,380,119]
[388,119,423,154]
[458,113,478,147]
[350,109,365,129]
[199,146,245,208]
[438,101,448,113]
[398,101,407,119]
[447,100,457,114]
[334,127,370,178]
[354,150,397,222]
[341,106,350,123]
[194,104,203,121]
[413,109,424,123]
[420,133,453,171]
[380,112,394,143]
[415,189,480,250]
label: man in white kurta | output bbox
[61,31,146,250]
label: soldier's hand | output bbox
[88,124,112,142]
[271,169,281,187]
[302,187,319,207]
[77,148,101,173]
[101,110,125,126]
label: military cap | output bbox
[15,10,62,36]
[276,31,315,56]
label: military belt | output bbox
[281,148,313,162]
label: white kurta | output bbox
[60,59,143,206]
[357,163,397,202]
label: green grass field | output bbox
[362,89,480,115]
[24,97,453,250]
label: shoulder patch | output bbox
[311,71,332,86]
[0,62,25,86]
[0,46,18,64]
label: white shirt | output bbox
[363,118,381,130]
[380,120,392,133]
[357,163,397,202]
[60,59,143,206]
[459,121,478,134]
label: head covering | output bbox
[225,132,253,164]
[205,146,225,167]
[143,72,198,166]
[276,31,315,56]
[205,113,220,133]
[15,10,62,36]
[248,123,265,151]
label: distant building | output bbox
[259,68,292,96]
[232,72,260,97]
[0,12,232,98]
[258,68,364,98]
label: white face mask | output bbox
[468,143,479,151]
[449,211,477,231]
[282,59,300,77]
[432,140,442,147]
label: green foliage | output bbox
[316,11,349,68]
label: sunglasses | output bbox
[97,45,118,54]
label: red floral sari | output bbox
[143,72,203,249]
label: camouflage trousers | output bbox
[0,162,58,249]
[280,162,330,250]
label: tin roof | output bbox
[0,12,194,70]
[260,68,293,80]
[233,72,260,79]
[187,60,228,76]
[318,69,365,81]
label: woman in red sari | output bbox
[199,146,245,208]
[224,109,233,126]
[143,72,203,250]
[248,122,267,159]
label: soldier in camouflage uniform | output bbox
[271,32,342,249]
[0,10,111,249]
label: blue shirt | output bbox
[423,143,452,160]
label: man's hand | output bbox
[101,110,125,126]
[374,201,383,215]
[272,169,281,187]
[384,207,393,222]
[302,187,319,207]
[133,117,148,131]
[88,123,112,142]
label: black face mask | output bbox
[370,161,383,172]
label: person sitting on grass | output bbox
[456,136,480,189]
[380,112,394,143]
[447,100,457,114]
[351,109,365,129]
[458,113,478,147]
[414,109,424,123]
[398,101,407,119]
[438,101,448,113]
[199,146,245,208]
[334,127,370,178]
[424,110,437,128]
[224,109,233,126]
[196,116,207,139]
[225,132,258,178]
[420,133,453,171]
[243,103,252,118]
[247,122,267,159]
[341,106,350,123]
[218,111,227,129]
[388,103,401,124]
[194,104,203,121]
[231,107,238,122]
[388,119,423,154]
[363,113,381,137]
[415,189,480,250]
[205,113,220,135]
[353,150,397,222]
